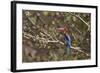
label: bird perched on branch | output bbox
[57,25,89,57]
[57,25,72,55]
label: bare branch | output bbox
[71,46,89,56]
[68,12,90,31]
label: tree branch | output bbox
[71,46,89,56]
[68,12,90,31]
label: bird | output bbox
[57,25,72,56]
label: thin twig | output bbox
[68,12,90,30]
[71,46,89,56]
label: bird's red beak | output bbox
[57,28,65,32]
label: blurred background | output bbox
[22,10,91,62]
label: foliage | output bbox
[22,10,91,62]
